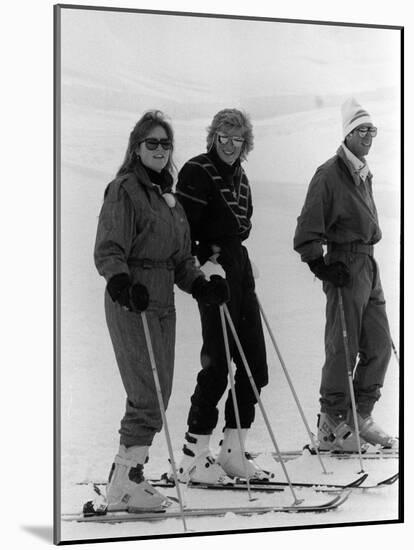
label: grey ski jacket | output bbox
[294,146,382,263]
[94,164,202,309]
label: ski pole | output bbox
[256,295,329,475]
[222,303,304,505]
[336,289,365,473]
[391,339,400,366]
[219,306,255,501]
[141,312,188,531]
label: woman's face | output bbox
[137,125,171,173]
[214,125,244,165]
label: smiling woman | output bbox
[174,108,270,484]
[91,109,230,515]
[137,130,172,173]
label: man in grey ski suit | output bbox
[294,98,397,451]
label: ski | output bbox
[148,472,368,492]
[267,445,399,461]
[359,472,399,489]
[63,491,351,523]
[150,471,398,491]
[75,472,366,493]
[76,471,399,493]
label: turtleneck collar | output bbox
[136,160,173,192]
[208,146,241,176]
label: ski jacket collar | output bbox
[337,145,372,186]
[132,160,174,193]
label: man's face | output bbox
[345,123,377,160]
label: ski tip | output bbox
[325,489,352,509]
[378,473,399,486]
[337,489,352,506]
[346,473,369,488]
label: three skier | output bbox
[93,101,398,513]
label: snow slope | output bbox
[57,100,400,543]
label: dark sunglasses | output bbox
[140,138,172,151]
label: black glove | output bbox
[129,283,150,312]
[191,275,230,305]
[308,257,351,288]
[195,242,213,266]
[106,273,150,312]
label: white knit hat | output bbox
[341,98,373,138]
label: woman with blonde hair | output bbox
[175,108,269,484]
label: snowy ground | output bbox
[56,11,401,545]
[61,459,399,542]
[57,96,401,543]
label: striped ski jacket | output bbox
[176,149,253,264]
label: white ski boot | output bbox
[176,432,233,484]
[105,445,171,512]
[217,428,274,481]
[354,414,398,449]
[317,412,368,452]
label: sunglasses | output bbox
[216,133,245,147]
[355,127,378,138]
[140,138,172,151]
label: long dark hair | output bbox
[116,110,176,177]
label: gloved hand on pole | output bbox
[308,256,351,287]
[106,273,150,312]
[191,275,230,306]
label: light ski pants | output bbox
[105,292,176,447]
[320,251,392,417]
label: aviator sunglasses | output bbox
[140,138,173,151]
[216,133,245,147]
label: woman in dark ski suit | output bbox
[174,109,269,484]
[94,111,229,512]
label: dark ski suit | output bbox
[94,163,202,447]
[176,148,268,434]
[294,145,392,417]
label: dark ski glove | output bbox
[191,275,230,306]
[194,242,214,266]
[307,257,351,288]
[107,273,150,312]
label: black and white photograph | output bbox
[53,3,402,545]
[3,1,410,549]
